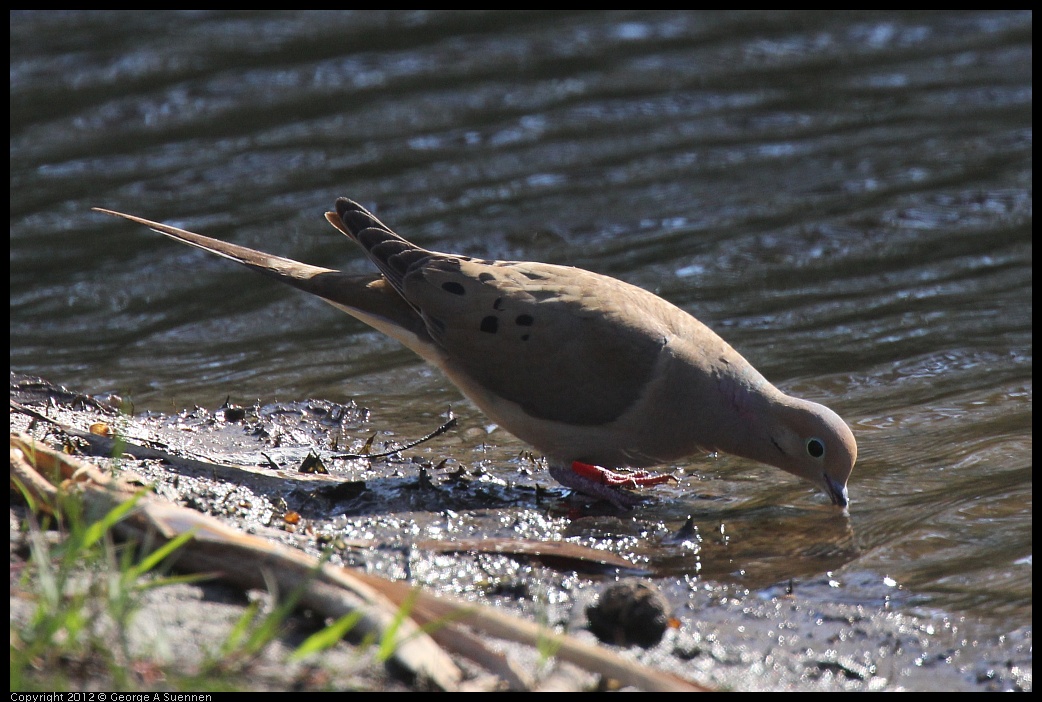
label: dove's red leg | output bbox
[569,461,678,488]
[547,461,677,509]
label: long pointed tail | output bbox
[93,208,335,283]
[92,207,429,343]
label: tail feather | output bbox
[93,207,430,345]
[93,208,333,282]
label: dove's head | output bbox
[758,397,857,508]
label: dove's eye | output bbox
[806,438,825,459]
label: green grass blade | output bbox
[79,490,146,550]
[289,610,365,661]
[125,529,196,581]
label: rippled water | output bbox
[11,11,1031,637]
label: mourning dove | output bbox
[94,199,856,509]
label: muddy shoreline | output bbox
[10,374,1030,691]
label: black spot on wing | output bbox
[480,316,498,334]
[442,281,466,295]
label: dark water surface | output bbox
[11,11,1031,641]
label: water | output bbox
[11,10,1031,638]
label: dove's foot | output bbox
[569,461,678,488]
[548,462,677,509]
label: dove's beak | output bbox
[824,473,849,508]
